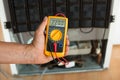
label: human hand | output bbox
[27,17,69,64]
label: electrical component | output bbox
[65,61,75,68]
[45,15,68,58]
[96,41,102,64]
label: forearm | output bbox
[0,17,54,64]
[0,41,36,64]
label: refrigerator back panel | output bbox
[8,0,112,33]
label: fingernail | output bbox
[43,16,47,21]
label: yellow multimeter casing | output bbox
[45,16,68,58]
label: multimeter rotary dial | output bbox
[50,29,62,41]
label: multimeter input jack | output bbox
[59,42,63,47]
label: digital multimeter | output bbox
[45,16,68,58]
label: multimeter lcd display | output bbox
[50,18,66,27]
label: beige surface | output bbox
[0,22,120,80]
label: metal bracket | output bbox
[4,22,11,29]
[110,15,115,22]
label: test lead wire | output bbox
[53,42,69,65]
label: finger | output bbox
[64,35,69,55]
[37,16,48,33]
[48,56,53,60]
[66,35,70,46]
[65,46,69,55]
[66,38,70,46]
[40,56,53,64]
[46,57,53,62]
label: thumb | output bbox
[37,16,48,33]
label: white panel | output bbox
[110,0,120,44]
[0,0,11,42]
[104,0,120,68]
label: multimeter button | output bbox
[50,29,62,41]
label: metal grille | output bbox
[8,0,112,33]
